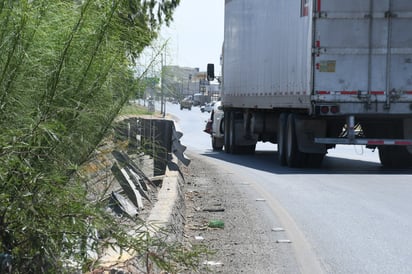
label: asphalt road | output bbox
[164,102,412,274]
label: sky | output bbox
[160,0,224,72]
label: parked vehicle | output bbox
[207,0,412,168]
[180,97,193,110]
[193,93,210,106]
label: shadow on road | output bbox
[199,149,412,175]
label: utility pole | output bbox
[160,53,166,118]
[163,53,166,117]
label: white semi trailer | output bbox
[207,0,412,168]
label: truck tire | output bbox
[212,137,224,151]
[241,144,256,154]
[277,113,288,166]
[286,114,305,168]
[378,146,392,167]
[224,111,231,153]
[228,111,239,153]
[378,146,412,168]
[224,110,255,154]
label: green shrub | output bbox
[0,1,207,273]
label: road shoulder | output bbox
[182,151,301,273]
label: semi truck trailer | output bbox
[207,0,412,168]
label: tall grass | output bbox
[0,1,206,273]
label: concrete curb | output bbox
[147,160,185,240]
[96,157,186,271]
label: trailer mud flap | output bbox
[294,117,327,154]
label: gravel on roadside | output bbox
[181,151,301,274]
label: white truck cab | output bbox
[204,101,224,150]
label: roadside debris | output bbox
[276,239,292,244]
[194,236,204,241]
[203,261,223,266]
[203,208,225,212]
[208,220,225,229]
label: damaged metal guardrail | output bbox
[139,118,190,175]
[109,117,190,217]
[95,117,190,270]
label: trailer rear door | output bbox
[312,0,412,113]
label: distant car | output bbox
[200,102,216,113]
[180,97,193,110]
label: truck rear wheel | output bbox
[224,111,231,153]
[212,137,224,151]
[378,146,412,168]
[228,111,241,154]
[239,144,256,154]
[277,113,288,166]
[286,114,305,168]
